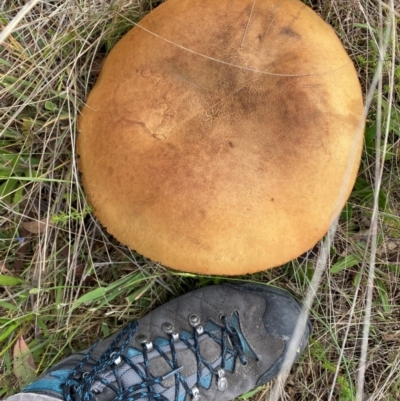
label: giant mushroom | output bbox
[77,0,365,275]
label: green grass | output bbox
[1,0,400,400]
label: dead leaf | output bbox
[0,262,12,275]
[74,263,97,285]
[22,219,47,234]
[384,332,400,342]
[13,335,37,389]
[384,239,400,252]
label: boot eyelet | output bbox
[189,314,201,327]
[219,314,226,321]
[162,322,174,333]
[217,368,228,391]
[72,372,82,380]
[143,340,153,352]
[191,386,201,401]
[110,351,122,365]
[195,325,204,335]
[136,334,149,344]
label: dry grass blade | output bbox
[0,0,42,45]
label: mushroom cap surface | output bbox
[78,0,365,275]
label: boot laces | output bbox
[63,312,249,401]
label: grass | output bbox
[1,0,400,400]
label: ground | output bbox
[0,1,400,400]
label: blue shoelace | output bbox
[63,313,249,401]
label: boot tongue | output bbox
[147,314,258,389]
[90,336,205,393]
[147,334,222,387]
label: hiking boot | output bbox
[23,282,311,401]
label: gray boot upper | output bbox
[24,282,311,401]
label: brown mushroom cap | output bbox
[77,0,365,275]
